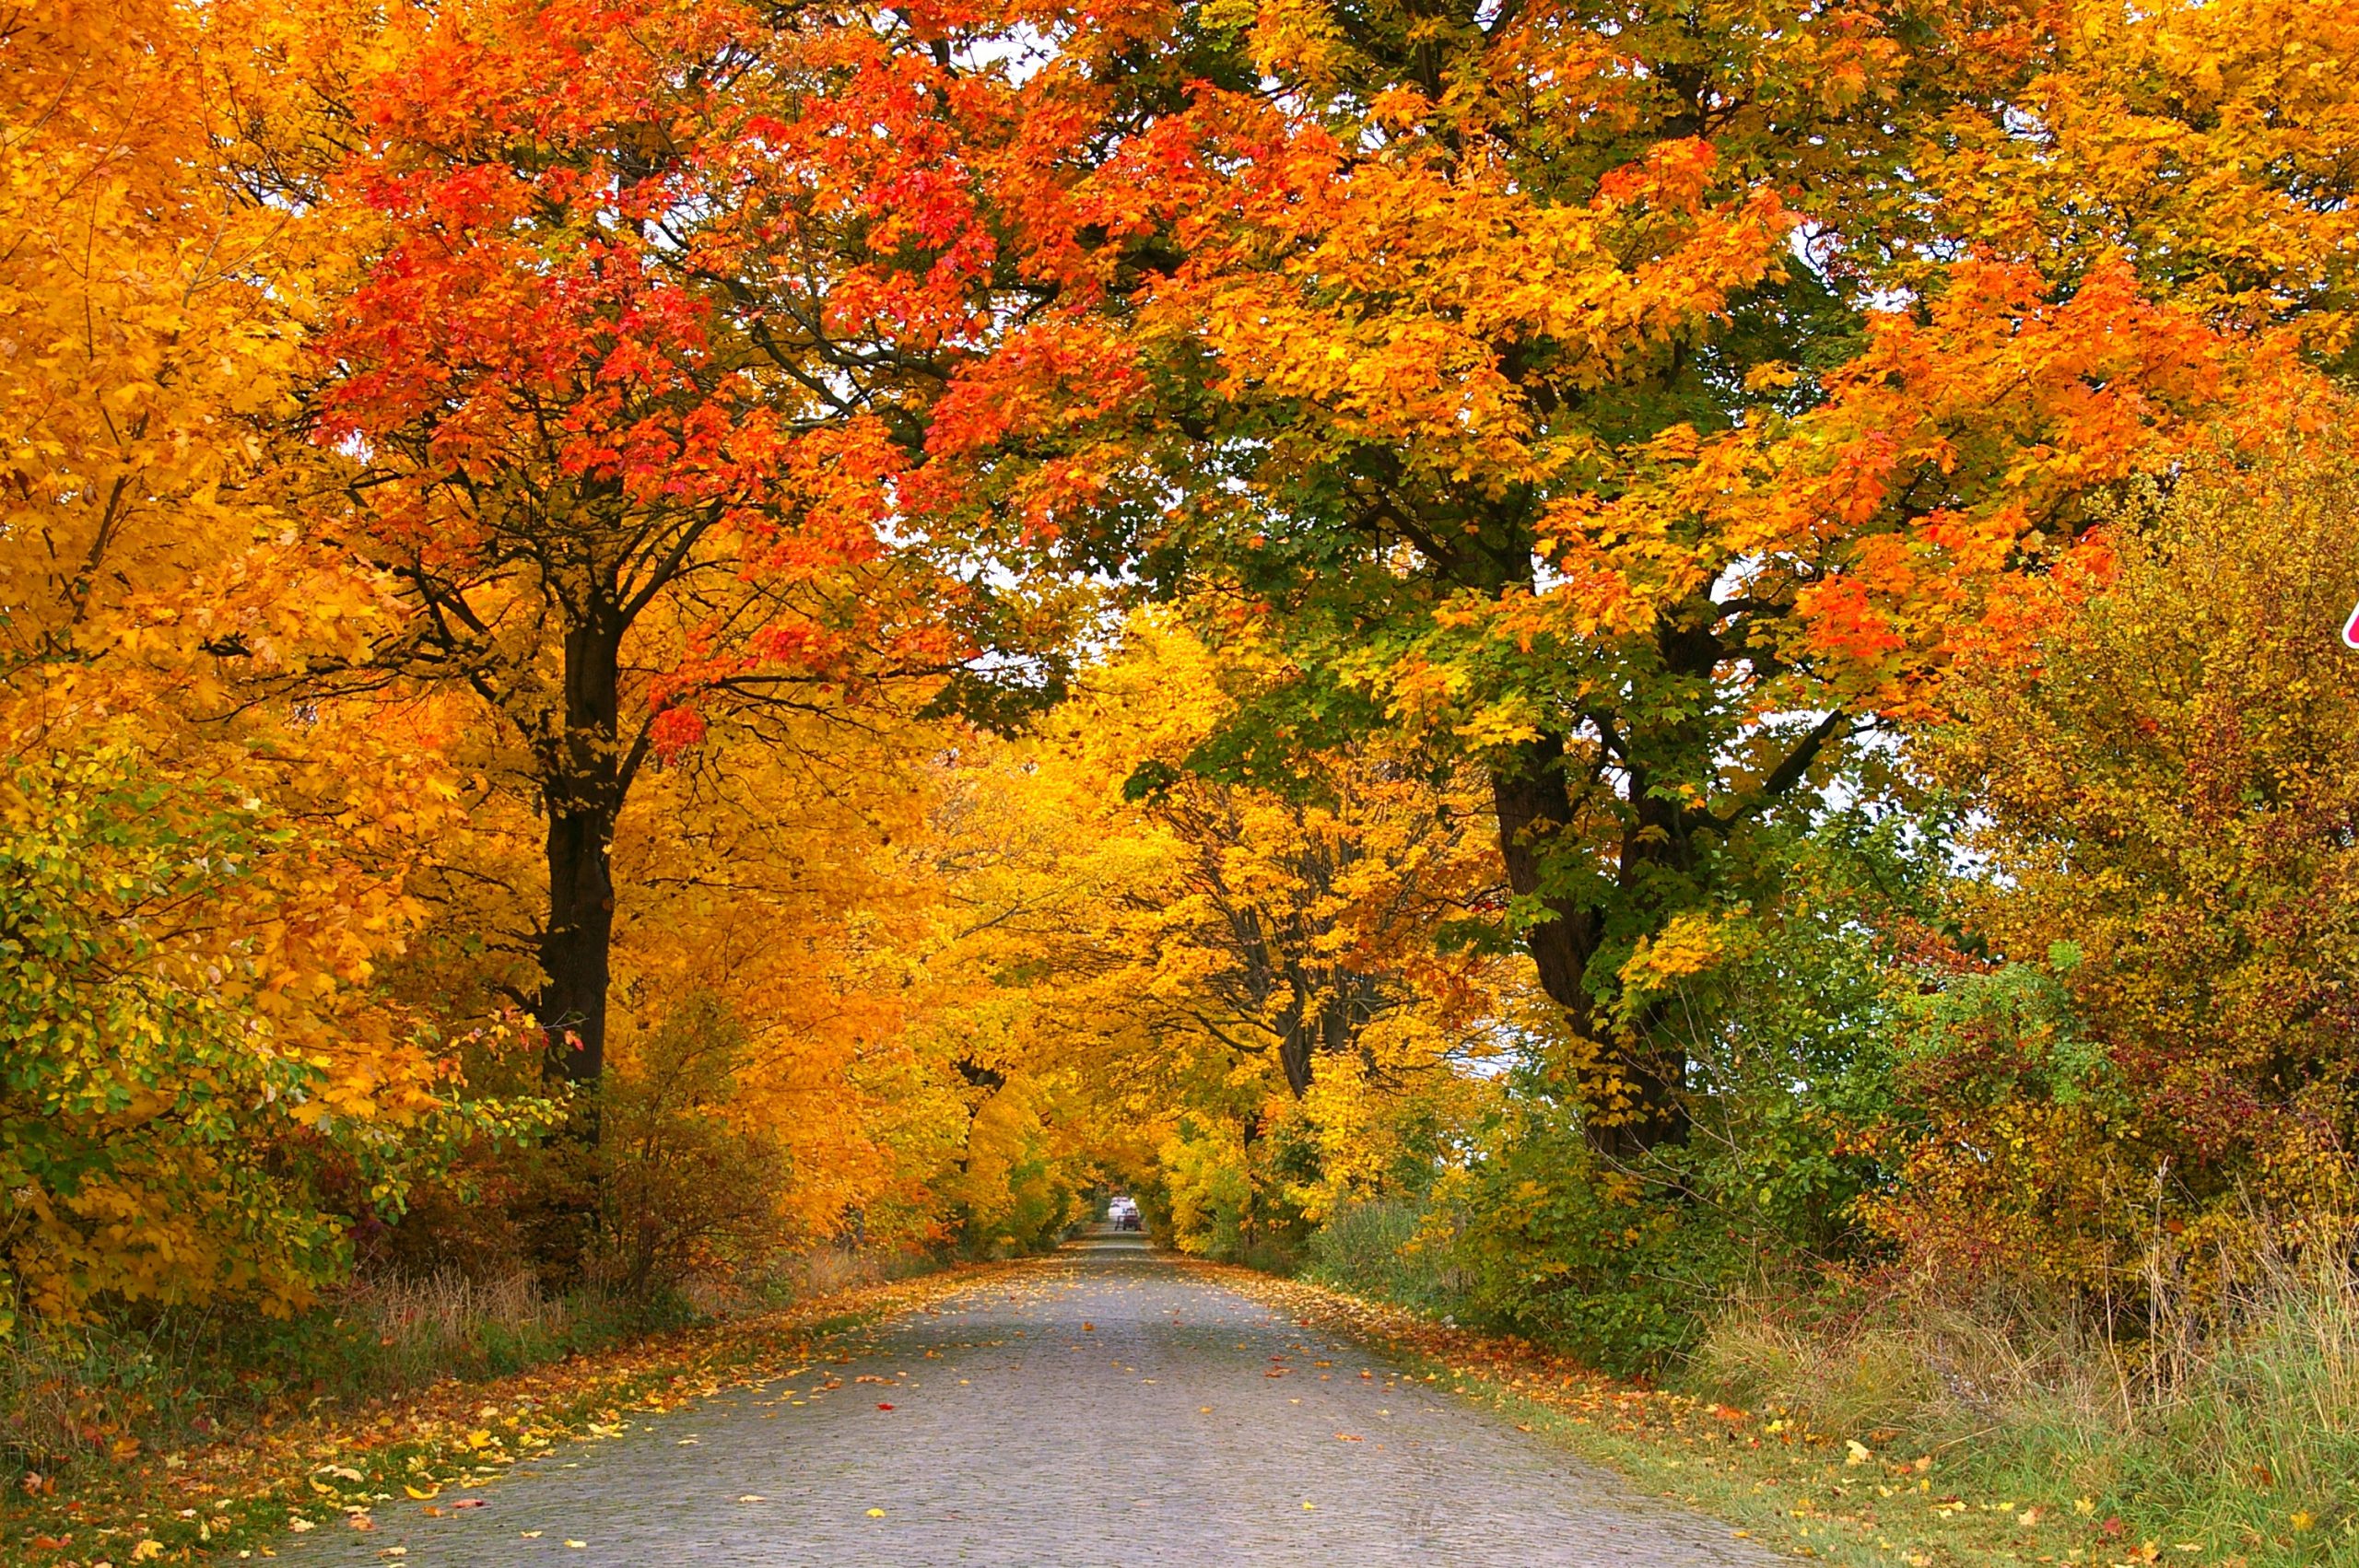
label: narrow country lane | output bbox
[282,1236,1774,1566]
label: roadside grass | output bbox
[1199,1261,2355,1568]
[1686,1259,2359,1568]
[0,1260,1008,1566]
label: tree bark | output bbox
[1489,733,1688,1156]
[540,803,616,1086]
[1489,732,1599,1011]
[537,609,626,1092]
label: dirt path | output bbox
[281,1236,1773,1565]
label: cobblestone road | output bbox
[284,1236,1773,1566]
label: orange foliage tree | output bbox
[932,0,2359,1154]
[0,0,545,1323]
[309,0,1077,1089]
[899,621,1521,1251]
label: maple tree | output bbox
[927,0,2358,1157]
[898,620,1523,1255]
[309,0,1073,1093]
[0,0,550,1326]
[2,0,288,687]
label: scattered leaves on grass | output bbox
[1192,1259,2207,1568]
[4,1262,1015,1565]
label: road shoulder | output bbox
[1195,1261,2109,1568]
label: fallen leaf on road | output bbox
[876,1402,895,1410]
[1334,1433,1362,1442]
[450,1498,487,1510]
[404,1484,439,1501]
[866,1508,886,1518]
[565,1539,586,1548]
[737,1496,766,1504]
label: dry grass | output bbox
[2,1246,930,1472]
[340,1268,581,1388]
[1689,1229,2359,1555]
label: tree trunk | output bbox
[1489,733,1598,1008]
[540,803,616,1086]
[1275,980,1314,1098]
[537,611,625,1094]
[1489,734,1688,1156]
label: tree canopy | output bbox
[6,0,2358,1397]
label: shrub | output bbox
[1897,452,2359,1287]
[0,743,534,1330]
[592,993,793,1303]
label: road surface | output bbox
[283,1235,1771,1565]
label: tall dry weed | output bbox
[1691,1217,2359,1540]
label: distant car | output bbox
[1108,1196,1140,1231]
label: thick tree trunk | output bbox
[1489,733,1599,1009]
[1489,734,1688,1156]
[537,611,626,1094]
[540,805,616,1085]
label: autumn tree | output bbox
[1884,446,2359,1285]
[918,623,1508,1096]
[313,0,1072,1089]
[933,0,2358,1154]
[0,0,552,1326]
[893,620,1523,1258]
[1119,654,1508,1100]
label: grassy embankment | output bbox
[1,1253,996,1565]
[1216,1201,2356,1568]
